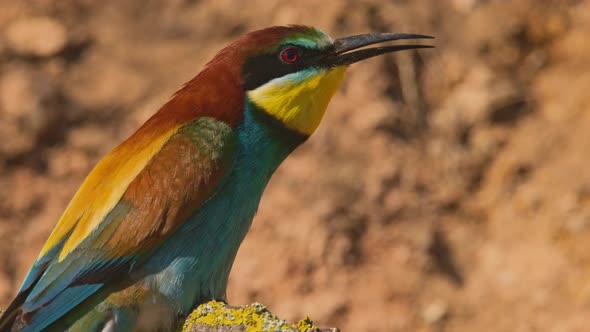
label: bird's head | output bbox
[165,26,432,138]
[231,25,433,136]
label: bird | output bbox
[0,25,432,332]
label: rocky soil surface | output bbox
[0,1,589,331]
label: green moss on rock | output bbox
[182,301,319,332]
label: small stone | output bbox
[422,301,449,324]
[5,17,68,57]
[48,148,92,178]
[67,125,112,152]
[0,67,58,156]
[0,67,37,116]
[452,0,480,12]
[62,55,147,112]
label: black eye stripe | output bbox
[242,46,325,91]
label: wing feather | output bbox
[0,117,236,331]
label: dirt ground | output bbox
[0,0,589,331]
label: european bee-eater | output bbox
[0,25,432,332]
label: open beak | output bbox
[325,33,434,66]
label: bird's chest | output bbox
[144,162,271,310]
[144,113,296,313]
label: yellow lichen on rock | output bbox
[182,301,319,332]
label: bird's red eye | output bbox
[280,47,299,63]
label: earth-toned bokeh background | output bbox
[0,0,589,331]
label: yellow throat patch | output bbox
[247,66,347,135]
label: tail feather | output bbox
[0,291,29,332]
[0,260,49,332]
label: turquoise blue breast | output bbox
[143,100,306,312]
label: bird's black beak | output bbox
[324,33,434,66]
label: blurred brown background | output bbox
[0,0,589,331]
